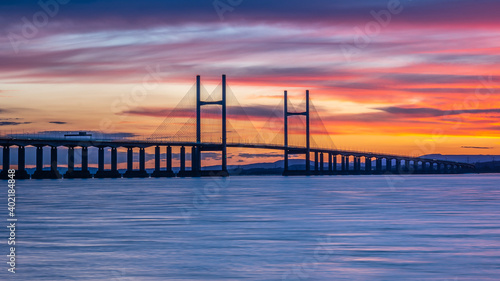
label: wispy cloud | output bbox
[0,121,32,126]
[377,106,500,117]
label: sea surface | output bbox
[1,174,500,280]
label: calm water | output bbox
[1,174,500,280]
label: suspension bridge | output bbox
[0,75,475,179]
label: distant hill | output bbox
[204,159,304,171]
[32,155,500,176]
[420,154,500,164]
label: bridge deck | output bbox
[0,136,474,167]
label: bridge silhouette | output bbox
[0,75,475,179]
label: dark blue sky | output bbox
[1,0,499,32]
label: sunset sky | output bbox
[1,0,499,165]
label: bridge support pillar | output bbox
[320,153,324,173]
[33,146,61,179]
[340,156,344,172]
[95,147,121,178]
[178,146,186,176]
[406,160,411,173]
[111,148,118,172]
[65,147,91,179]
[333,155,337,174]
[344,156,351,175]
[152,146,175,178]
[386,159,392,173]
[191,147,195,172]
[365,157,372,174]
[345,156,350,174]
[340,155,345,173]
[0,146,11,179]
[139,148,146,172]
[3,146,9,171]
[284,149,289,175]
[376,158,382,174]
[68,147,75,173]
[127,148,133,172]
[180,146,185,171]
[123,147,148,178]
[82,147,89,173]
[15,146,29,179]
[353,156,357,173]
[98,147,105,172]
[190,146,201,177]
[395,159,401,174]
[51,147,60,175]
[413,161,419,174]
[155,146,160,172]
[314,152,319,172]
[328,153,332,174]
[167,146,173,172]
[36,146,43,173]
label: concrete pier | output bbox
[152,146,175,178]
[177,146,191,177]
[314,151,319,172]
[16,146,30,179]
[365,157,372,174]
[124,147,149,178]
[332,154,337,174]
[395,159,401,174]
[413,161,419,174]
[64,147,92,179]
[376,158,382,174]
[0,146,12,179]
[386,158,392,173]
[94,147,121,178]
[328,153,332,173]
[33,146,61,179]
[0,146,30,179]
[320,153,324,173]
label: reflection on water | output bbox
[2,174,500,280]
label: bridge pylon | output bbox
[283,90,311,176]
[178,75,228,177]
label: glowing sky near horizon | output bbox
[1,0,499,162]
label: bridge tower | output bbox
[183,75,228,177]
[283,90,310,176]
